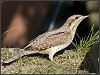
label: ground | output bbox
[1,48,91,74]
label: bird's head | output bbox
[67,15,89,31]
[61,15,89,32]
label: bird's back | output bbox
[24,28,72,52]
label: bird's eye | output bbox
[75,17,79,19]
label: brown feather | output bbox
[24,30,71,51]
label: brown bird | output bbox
[2,15,88,63]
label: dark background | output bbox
[1,1,99,48]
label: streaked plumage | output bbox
[2,15,88,63]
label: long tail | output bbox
[2,49,38,64]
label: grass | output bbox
[1,49,89,74]
[72,25,99,54]
[1,26,99,74]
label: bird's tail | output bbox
[2,49,38,64]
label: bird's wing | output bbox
[24,29,72,51]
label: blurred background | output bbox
[1,1,99,48]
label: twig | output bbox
[1,26,19,38]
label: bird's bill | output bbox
[70,15,89,30]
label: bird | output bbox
[2,15,89,63]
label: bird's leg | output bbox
[49,48,59,61]
[49,52,54,61]
[48,50,59,64]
